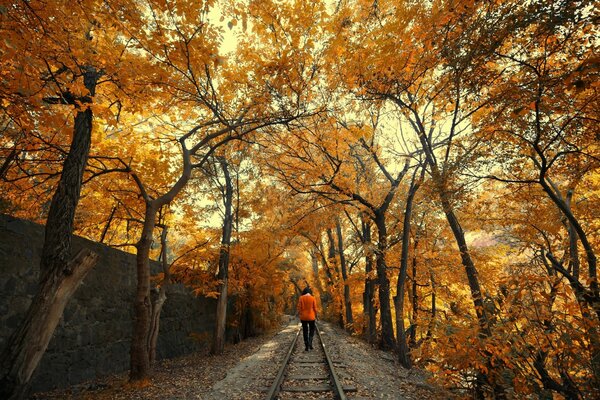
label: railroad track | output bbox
[265,322,356,400]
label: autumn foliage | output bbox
[1,0,599,398]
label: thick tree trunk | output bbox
[212,157,234,355]
[130,204,156,381]
[374,211,395,350]
[212,277,229,353]
[0,69,99,399]
[129,132,192,381]
[395,173,420,368]
[148,226,171,366]
[336,218,353,329]
[41,110,94,275]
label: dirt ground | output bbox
[32,319,454,399]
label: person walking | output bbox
[297,287,318,351]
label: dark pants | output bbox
[301,320,316,349]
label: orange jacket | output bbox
[297,293,318,321]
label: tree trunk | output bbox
[310,250,324,294]
[0,69,99,399]
[540,179,598,303]
[374,211,395,350]
[362,219,377,344]
[212,157,234,355]
[565,191,580,280]
[409,110,491,334]
[425,268,436,341]
[438,187,490,335]
[99,205,117,244]
[130,204,156,381]
[317,240,334,314]
[395,172,420,368]
[129,131,192,381]
[546,252,600,385]
[336,218,353,329]
[409,241,419,347]
[148,226,171,366]
[0,146,19,179]
[326,227,344,326]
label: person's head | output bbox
[302,287,312,295]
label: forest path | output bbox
[32,318,450,399]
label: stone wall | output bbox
[0,214,215,392]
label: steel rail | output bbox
[316,322,347,400]
[265,327,300,400]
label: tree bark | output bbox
[441,196,490,335]
[425,267,436,341]
[409,240,419,348]
[336,218,353,329]
[309,249,324,294]
[0,68,99,399]
[546,253,600,385]
[211,157,234,355]
[374,211,395,350]
[540,178,598,313]
[0,145,19,179]
[361,219,377,344]
[148,226,171,366]
[326,227,344,326]
[395,171,421,368]
[402,102,491,335]
[99,205,117,244]
[130,204,156,380]
[566,191,580,280]
[130,134,192,381]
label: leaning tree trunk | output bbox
[212,157,234,355]
[0,68,100,399]
[434,171,491,335]
[374,211,395,350]
[408,109,491,334]
[336,218,353,330]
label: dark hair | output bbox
[302,287,312,295]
